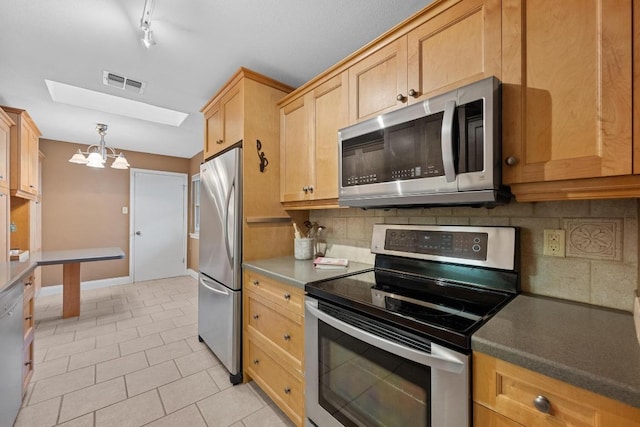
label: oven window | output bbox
[318,321,430,427]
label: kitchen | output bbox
[1,0,640,426]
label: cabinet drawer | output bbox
[245,271,304,314]
[473,352,640,427]
[247,338,304,426]
[247,295,303,362]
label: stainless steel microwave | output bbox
[338,76,510,208]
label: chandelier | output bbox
[68,123,130,169]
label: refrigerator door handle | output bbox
[200,277,230,296]
[223,177,235,266]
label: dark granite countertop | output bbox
[472,294,640,409]
[242,256,373,289]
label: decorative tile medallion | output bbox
[564,218,622,261]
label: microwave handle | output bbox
[441,100,457,183]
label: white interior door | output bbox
[131,169,187,282]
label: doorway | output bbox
[130,169,187,282]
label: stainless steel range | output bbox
[304,224,519,427]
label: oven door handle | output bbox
[441,99,457,183]
[305,299,465,374]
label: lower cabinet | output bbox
[243,270,305,426]
[473,352,640,426]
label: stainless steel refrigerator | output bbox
[198,142,242,385]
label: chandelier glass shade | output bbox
[69,124,130,169]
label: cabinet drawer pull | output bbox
[283,333,291,341]
[25,315,33,321]
[284,386,291,394]
[533,395,551,414]
[252,314,260,320]
[283,293,291,300]
[24,360,32,367]
[396,93,407,103]
[216,139,224,145]
[253,359,259,365]
[505,156,519,166]
[252,280,259,286]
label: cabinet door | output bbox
[221,83,243,150]
[348,38,408,123]
[502,0,632,184]
[0,110,10,188]
[310,72,348,201]
[0,190,7,262]
[27,129,38,194]
[280,96,311,202]
[204,103,221,161]
[407,0,501,100]
[19,121,31,194]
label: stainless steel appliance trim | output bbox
[200,276,230,296]
[442,99,457,183]
[223,177,235,266]
[371,224,516,270]
[305,299,465,373]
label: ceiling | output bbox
[0,0,430,159]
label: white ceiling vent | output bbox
[102,71,147,94]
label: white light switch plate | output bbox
[634,291,640,347]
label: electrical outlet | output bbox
[543,229,565,257]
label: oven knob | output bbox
[533,395,551,414]
[472,244,481,252]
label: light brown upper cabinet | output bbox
[0,107,14,190]
[501,0,634,200]
[280,72,348,208]
[202,81,243,160]
[348,0,501,123]
[2,107,40,200]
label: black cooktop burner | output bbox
[306,257,518,352]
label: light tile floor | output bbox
[15,276,295,427]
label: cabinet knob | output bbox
[408,88,419,98]
[25,282,32,287]
[252,314,260,320]
[252,280,259,286]
[533,395,551,414]
[283,333,291,341]
[24,360,32,367]
[396,93,407,103]
[283,293,291,300]
[216,139,224,145]
[284,387,291,394]
[505,156,519,166]
[25,315,33,321]
[308,185,314,193]
[303,186,309,193]
[29,184,35,188]
[253,359,259,365]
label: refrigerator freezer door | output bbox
[199,147,242,291]
[198,273,242,381]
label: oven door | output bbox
[305,297,470,427]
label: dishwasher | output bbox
[0,283,24,427]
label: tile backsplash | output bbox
[309,199,639,312]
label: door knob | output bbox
[135,231,142,236]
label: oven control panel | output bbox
[384,229,488,260]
